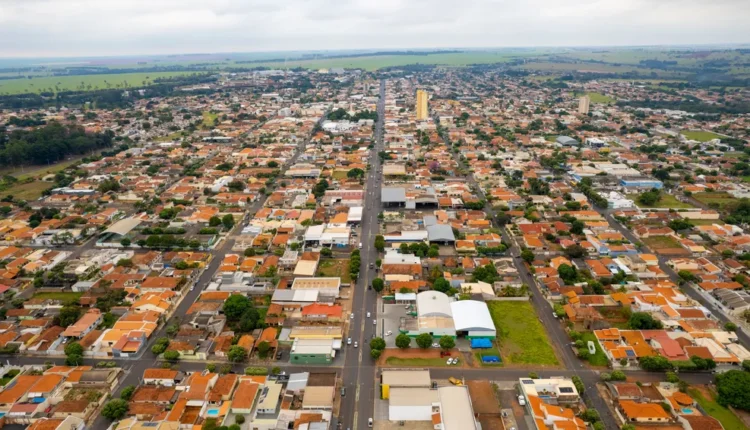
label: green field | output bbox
[688,388,746,430]
[693,192,737,210]
[487,301,559,366]
[0,71,198,95]
[578,332,609,367]
[32,292,84,302]
[681,130,724,142]
[316,259,352,284]
[385,357,450,367]
[4,181,52,201]
[688,219,724,226]
[202,111,219,127]
[627,193,694,209]
[586,92,615,104]
[332,170,349,180]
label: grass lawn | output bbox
[578,332,609,367]
[316,259,352,284]
[332,170,349,180]
[642,235,682,250]
[688,219,724,226]
[586,92,615,103]
[385,357,450,367]
[627,193,694,209]
[32,291,84,301]
[681,130,724,142]
[202,111,218,127]
[0,157,82,182]
[693,192,737,210]
[5,180,52,200]
[487,301,559,366]
[688,387,746,430]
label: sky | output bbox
[1,0,749,58]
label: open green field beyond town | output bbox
[0,71,199,95]
[487,301,559,366]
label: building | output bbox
[290,338,337,364]
[416,89,428,120]
[578,95,590,115]
[450,301,496,340]
[518,377,580,405]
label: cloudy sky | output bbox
[1,0,749,58]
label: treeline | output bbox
[235,50,463,65]
[0,74,216,109]
[617,99,750,115]
[327,108,378,122]
[0,122,114,166]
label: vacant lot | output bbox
[688,387,746,430]
[642,235,682,250]
[681,130,724,142]
[5,180,52,200]
[332,170,349,180]
[202,111,218,127]
[317,259,352,283]
[0,71,197,95]
[32,291,84,302]
[385,357,450,367]
[693,192,737,210]
[586,92,615,104]
[627,193,694,209]
[467,380,501,414]
[487,301,558,366]
[578,332,609,367]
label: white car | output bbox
[350,313,354,320]
[366,312,371,318]
[446,358,452,365]
[432,343,439,348]
[347,337,352,345]
[385,331,393,336]
[452,358,459,365]
[373,319,377,325]
[354,342,358,348]
[518,395,526,406]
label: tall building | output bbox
[578,95,590,115]
[416,89,428,120]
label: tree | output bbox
[256,341,271,358]
[415,333,433,349]
[320,247,332,257]
[370,337,386,351]
[439,335,455,351]
[120,237,131,247]
[433,277,451,293]
[163,350,180,362]
[374,235,385,252]
[371,348,383,359]
[678,270,697,283]
[628,312,663,330]
[372,278,384,293]
[639,356,673,372]
[65,354,83,365]
[58,305,82,328]
[395,334,411,349]
[64,341,83,357]
[267,160,279,168]
[716,370,750,411]
[151,337,169,355]
[223,295,250,321]
[571,375,585,394]
[222,214,235,229]
[563,244,587,259]
[557,264,577,284]
[665,372,680,383]
[610,370,626,381]
[579,409,600,423]
[521,248,535,264]
[228,346,247,362]
[347,168,364,179]
[725,322,738,332]
[101,399,129,420]
[120,385,136,401]
[209,216,222,227]
[638,188,662,206]
[570,220,585,235]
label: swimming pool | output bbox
[682,408,694,414]
[206,408,220,417]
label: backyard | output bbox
[317,259,352,283]
[688,387,746,430]
[487,301,559,366]
[577,332,609,367]
[32,291,84,302]
[627,193,694,209]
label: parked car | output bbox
[368,418,373,428]
[432,343,439,348]
[366,312,370,318]
[518,395,526,406]
[448,377,462,386]
[341,387,346,397]
[276,351,283,359]
[373,319,377,325]
[347,337,352,345]
[446,358,452,365]
[350,313,354,319]
[354,342,358,348]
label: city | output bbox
[0,4,749,430]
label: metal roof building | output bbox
[381,187,406,205]
[450,300,496,339]
[417,291,453,318]
[426,224,456,243]
[103,217,142,237]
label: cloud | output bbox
[0,0,748,58]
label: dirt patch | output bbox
[378,348,465,367]
[467,380,501,414]
[476,415,505,430]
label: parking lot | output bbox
[380,303,410,347]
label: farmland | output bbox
[487,301,558,366]
[0,71,199,95]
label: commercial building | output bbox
[449,301,496,339]
[416,89,428,120]
[290,338,336,364]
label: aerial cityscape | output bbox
[0,3,750,430]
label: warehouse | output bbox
[450,301,496,340]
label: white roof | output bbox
[103,217,141,236]
[438,386,477,430]
[450,301,495,332]
[417,291,452,318]
[347,206,363,222]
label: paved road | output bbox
[434,119,619,428]
[339,79,385,430]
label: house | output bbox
[618,399,671,423]
[62,309,103,339]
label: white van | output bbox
[358,243,363,249]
